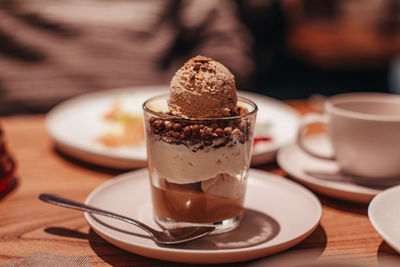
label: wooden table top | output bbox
[0,100,399,266]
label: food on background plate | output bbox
[144,56,258,232]
[98,100,144,147]
[253,121,272,145]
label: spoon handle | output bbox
[38,193,156,236]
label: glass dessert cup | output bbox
[143,95,257,234]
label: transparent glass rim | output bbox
[142,94,258,121]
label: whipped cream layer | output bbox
[147,136,251,184]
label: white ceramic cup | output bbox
[297,93,400,179]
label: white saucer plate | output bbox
[84,168,321,264]
[368,185,400,254]
[277,134,381,203]
[46,86,300,169]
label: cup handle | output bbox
[296,113,335,160]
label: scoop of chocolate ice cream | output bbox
[168,55,237,118]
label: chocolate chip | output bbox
[150,119,158,128]
[204,127,213,135]
[232,128,243,136]
[200,127,212,139]
[183,126,192,137]
[173,123,182,131]
[191,124,200,135]
[173,131,181,138]
[215,128,224,137]
[155,120,165,130]
[165,121,173,131]
[232,128,245,143]
[224,127,232,136]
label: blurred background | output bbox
[0,0,399,115]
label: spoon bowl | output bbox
[39,193,215,245]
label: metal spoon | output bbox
[39,193,215,245]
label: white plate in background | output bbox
[84,168,321,264]
[46,86,300,169]
[277,134,383,203]
[368,185,400,254]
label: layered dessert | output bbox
[143,56,257,231]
